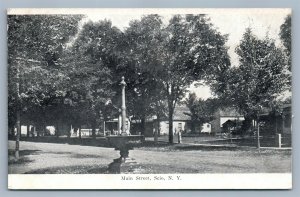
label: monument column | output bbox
[120,76,127,135]
[118,112,122,135]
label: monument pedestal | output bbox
[106,135,145,174]
[108,157,140,173]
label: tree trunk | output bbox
[91,122,96,139]
[92,128,96,139]
[79,125,82,140]
[37,126,40,137]
[191,118,196,133]
[31,126,35,138]
[55,124,59,138]
[282,114,285,134]
[26,124,30,138]
[67,125,71,139]
[15,111,21,160]
[141,116,146,136]
[157,114,161,137]
[168,103,174,144]
[14,59,21,159]
[43,124,46,137]
[10,126,15,138]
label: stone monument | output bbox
[106,76,144,173]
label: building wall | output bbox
[156,121,211,135]
[18,125,56,136]
[20,125,30,136]
[200,123,212,133]
[159,120,188,135]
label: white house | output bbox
[155,106,191,136]
[201,123,212,133]
[211,107,244,134]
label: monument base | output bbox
[108,157,144,174]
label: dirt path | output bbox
[8,140,291,174]
[8,141,119,174]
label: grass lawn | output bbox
[8,140,291,174]
[147,135,291,147]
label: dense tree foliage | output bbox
[64,20,123,138]
[8,15,83,158]
[279,14,292,88]
[123,15,167,134]
[8,14,230,146]
[280,15,291,57]
[214,28,289,120]
[8,15,83,126]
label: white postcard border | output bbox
[8,173,292,190]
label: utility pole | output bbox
[257,105,262,149]
[15,60,21,160]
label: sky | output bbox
[82,9,290,66]
[10,8,291,100]
[78,9,291,100]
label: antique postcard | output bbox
[7,8,292,189]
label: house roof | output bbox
[151,105,191,121]
[173,105,191,121]
[219,107,243,117]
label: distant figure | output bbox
[178,129,182,144]
[73,128,78,136]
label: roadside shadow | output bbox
[70,153,105,159]
[174,145,241,151]
[19,137,111,148]
[8,157,34,165]
[8,149,40,165]
[24,165,109,174]
[8,149,41,157]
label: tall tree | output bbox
[279,14,292,89]
[185,93,198,133]
[216,28,289,123]
[65,20,122,138]
[280,15,291,57]
[124,15,167,134]
[8,15,82,159]
[158,15,230,143]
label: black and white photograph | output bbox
[7,8,292,189]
